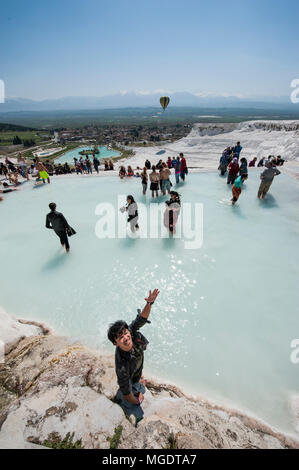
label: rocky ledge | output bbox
[0,308,298,450]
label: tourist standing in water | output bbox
[160,163,172,196]
[258,157,265,167]
[93,156,100,173]
[164,191,181,235]
[249,157,258,167]
[180,153,188,181]
[175,157,181,184]
[86,157,92,174]
[231,174,248,205]
[119,166,126,179]
[239,158,248,177]
[257,162,281,199]
[46,203,72,252]
[227,158,239,185]
[121,195,139,233]
[219,151,229,176]
[149,166,160,198]
[141,167,148,195]
[108,289,160,425]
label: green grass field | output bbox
[0,130,49,146]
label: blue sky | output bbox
[1,0,299,99]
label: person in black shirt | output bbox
[108,289,160,424]
[46,202,71,252]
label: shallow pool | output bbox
[55,145,120,164]
[1,171,299,435]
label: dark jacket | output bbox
[115,312,149,396]
[46,211,70,233]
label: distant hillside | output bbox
[0,122,37,132]
[0,92,295,112]
[1,107,299,129]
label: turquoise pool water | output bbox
[0,171,299,435]
[55,145,120,164]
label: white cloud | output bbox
[136,90,152,96]
[119,90,128,95]
[194,91,245,99]
[136,89,172,96]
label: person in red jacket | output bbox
[180,153,187,181]
[227,158,240,185]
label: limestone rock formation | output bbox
[0,309,298,450]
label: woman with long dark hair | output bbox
[120,195,139,233]
[164,191,181,235]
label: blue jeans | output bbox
[115,382,146,420]
[175,173,180,184]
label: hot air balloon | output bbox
[160,96,170,111]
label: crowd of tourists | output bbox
[218,142,283,204]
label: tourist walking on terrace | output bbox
[17,153,29,181]
[46,203,74,253]
[36,158,50,184]
[257,162,281,199]
[108,288,160,425]
[233,142,243,159]
[149,166,160,198]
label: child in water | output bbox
[231,174,248,205]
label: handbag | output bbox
[67,226,76,237]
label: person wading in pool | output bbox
[108,289,160,425]
[46,203,72,252]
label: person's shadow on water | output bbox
[257,194,278,209]
[119,235,139,249]
[41,251,69,271]
[162,235,176,250]
[231,204,247,220]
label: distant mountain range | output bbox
[0,92,295,112]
